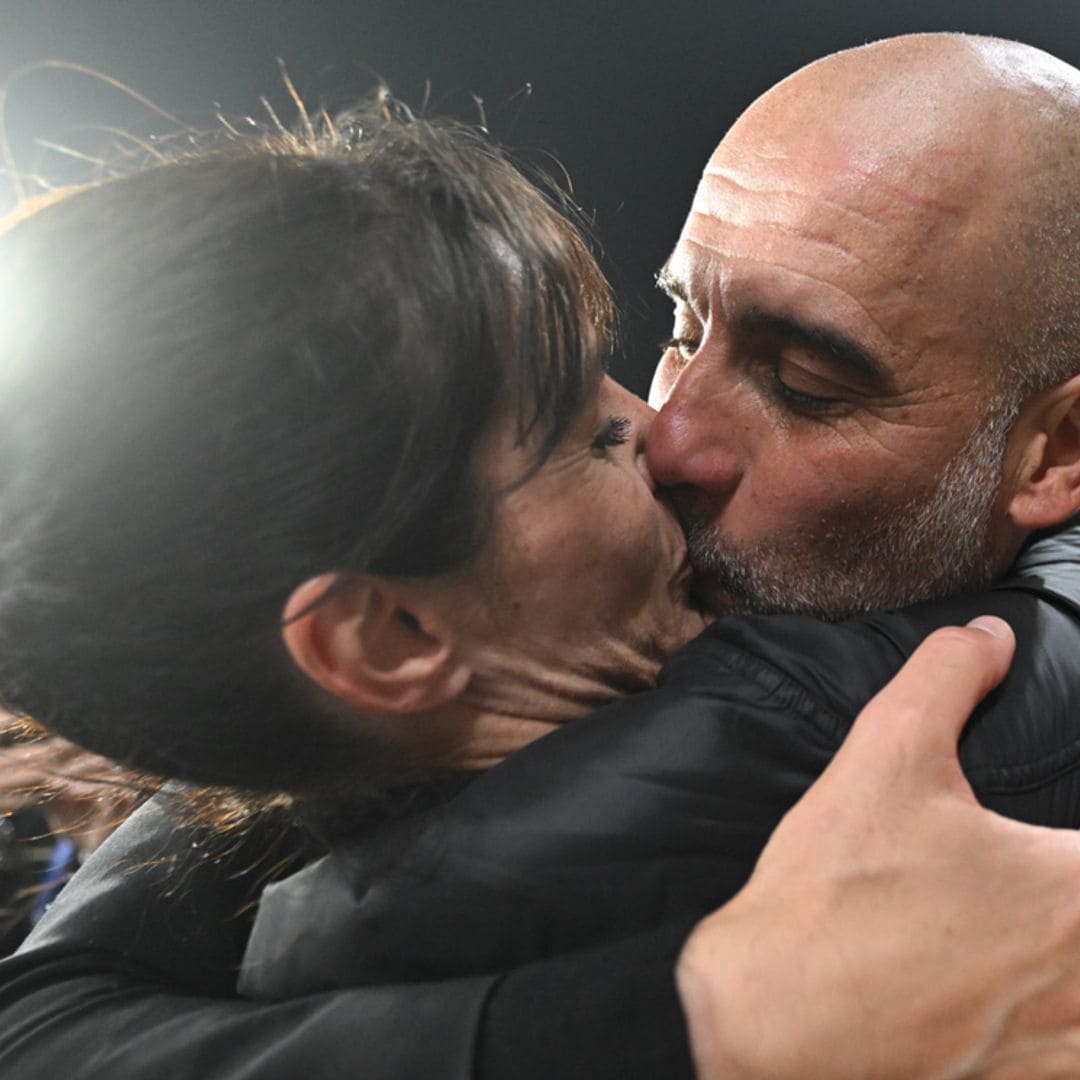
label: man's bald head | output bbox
[724,33,1080,407]
[647,35,1080,618]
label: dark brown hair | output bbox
[0,101,612,796]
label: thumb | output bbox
[828,616,1016,796]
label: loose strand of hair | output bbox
[0,60,196,205]
[277,60,316,149]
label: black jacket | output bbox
[240,521,1080,996]
[1,522,1078,1077]
[0,795,693,1079]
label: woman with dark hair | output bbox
[0,105,704,799]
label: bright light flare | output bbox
[0,242,43,380]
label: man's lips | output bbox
[666,485,712,536]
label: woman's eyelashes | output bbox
[591,415,633,456]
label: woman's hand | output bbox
[678,617,1080,1079]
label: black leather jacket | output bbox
[241,521,1080,996]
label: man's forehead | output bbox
[660,198,903,349]
[699,119,995,230]
[672,124,1012,329]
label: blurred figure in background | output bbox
[0,729,143,952]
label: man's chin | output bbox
[690,542,1000,623]
[682,523,804,617]
[688,547,876,621]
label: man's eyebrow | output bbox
[655,266,893,391]
[655,265,689,304]
[739,307,894,392]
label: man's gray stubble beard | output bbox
[686,409,1015,621]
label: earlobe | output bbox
[280,574,473,716]
[1006,378,1080,530]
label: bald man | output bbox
[649,33,1080,616]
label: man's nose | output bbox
[645,361,744,498]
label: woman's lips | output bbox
[671,549,715,626]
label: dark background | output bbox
[3,0,1079,394]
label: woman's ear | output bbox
[1006,374,1080,530]
[280,574,473,716]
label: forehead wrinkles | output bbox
[697,144,983,263]
[680,143,1004,347]
[689,164,894,289]
[679,172,897,347]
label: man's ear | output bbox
[1006,373,1080,530]
[280,574,473,716]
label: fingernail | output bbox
[966,615,1012,640]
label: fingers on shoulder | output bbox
[881,620,1014,708]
